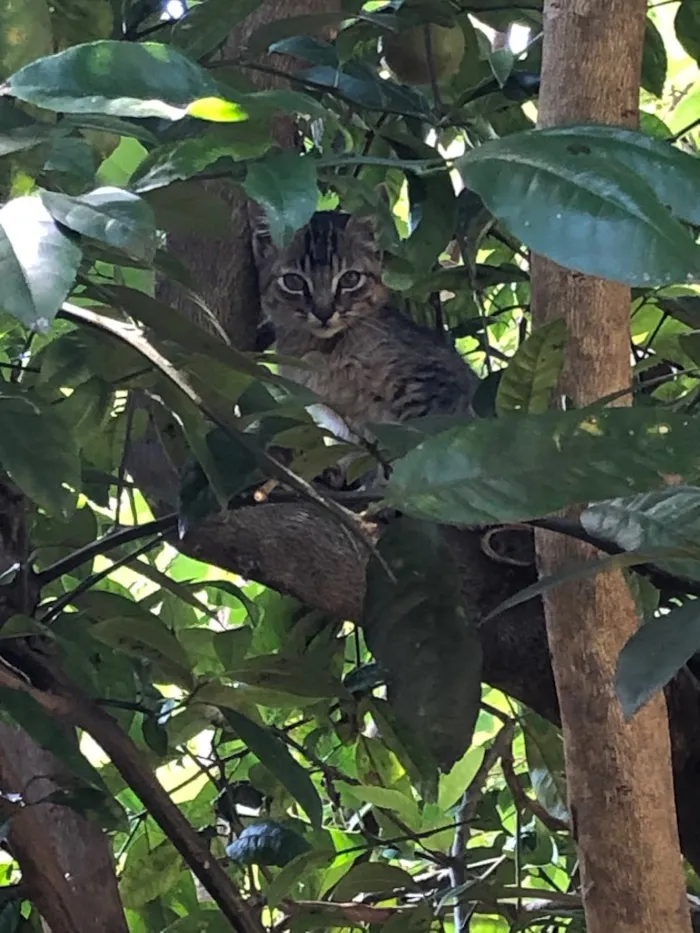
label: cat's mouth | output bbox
[307,314,345,338]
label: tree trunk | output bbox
[530,1,691,931]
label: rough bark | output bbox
[0,726,128,933]
[530,1,691,931]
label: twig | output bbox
[39,536,165,624]
[501,744,569,834]
[450,722,515,931]
[35,515,178,586]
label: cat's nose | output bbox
[312,305,335,323]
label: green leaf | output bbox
[0,395,80,517]
[219,708,323,828]
[169,0,260,61]
[225,653,346,698]
[5,41,219,119]
[0,196,81,330]
[121,838,184,910]
[641,16,667,98]
[266,850,337,908]
[40,187,156,262]
[89,615,193,689]
[0,101,66,157]
[385,408,700,526]
[336,781,418,826]
[331,862,417,901]
[535,124,700,227]
[226,820,311,867]
[582,487,700,582]
[438,745,486,811]
[458,126,700,287]
[522,710,567,822]
[130,128,271,193]
[616,599,700,719]
[402,172,457,273]
[495,318,566,415]
[676,0,700,64]
[363,518,482,771]
[243,150,319,246]
[0,688,106,791]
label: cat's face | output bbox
[254,211,387,339]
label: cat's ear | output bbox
[345,212,377,240]
[248,202,276,264]
[345,212,381,257]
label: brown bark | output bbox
[0,726,128,933]
[0,482,128,933]
[530,1,691,931]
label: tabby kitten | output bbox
[253,211,478,439]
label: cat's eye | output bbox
[337,270,365,291]
[279,273,306,293]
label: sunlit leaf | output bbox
[40,186,156,261]
[0,196,81,329]
[4,41,219,118]
[495,318,566,415]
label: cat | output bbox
[253,210,479,447]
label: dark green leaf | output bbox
[522,710,568,822]
[0,688,106,791]
[219,708,322,827]
[331,862,417,901]
[0,395,80,517]
[363,517,482,771]
[40,187,156,262]
[142,715,169,756]
[247,13,349,56]
[91,617,194,689]
[5,41,219,118]
[0,101,66,157]
[225,820,311,866]
[495,318,566,415]
[582,487,700,582]
[536,124,700,227]
[483,547,678,623]
[130,128,270,193]
[616,599,700,719]
[243,150,319,246]
[458,126,700,287]
[213,627,252,670]
[169,0,260,61]
[402,172,456,272]
[0,196,81,329]
[641,16,667,98]
[675,0,700,64]
[385,408,700,525]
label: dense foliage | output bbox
[1,0,700,930]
